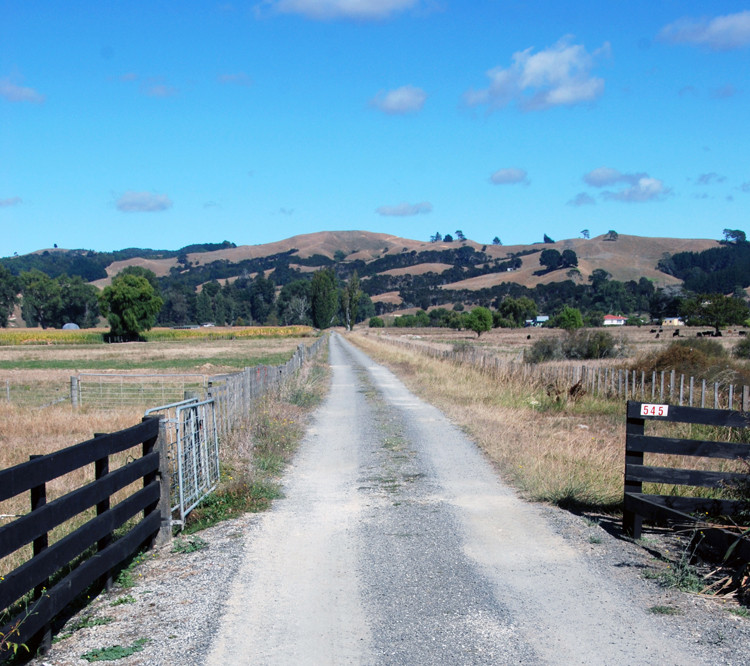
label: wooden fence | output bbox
[0,417,170,658]
[373,335,750,410]
[623,400,750,561]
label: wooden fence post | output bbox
[70,376,79,409]
[623,409,644,539]
[141,416,171,548]
[29,454,51,654]
[94,433,113,591]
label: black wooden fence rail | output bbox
[0,416,170,658]
[623,401,750,561]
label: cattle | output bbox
[649,329,657,333]
[655,333,660,339]
[740,331,747,336]
[697,332,702,337]
[526,334,531,340]
[673,329,680,337]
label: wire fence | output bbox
[74,373,209,408]
[1,379,70,409]
[372,335,750,411]
[209,337,327,440]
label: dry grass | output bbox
[349,331,750,516]
[349,332,625,509]
[0,404,145,578]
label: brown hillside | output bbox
[440,234,718,291]
[81,230,717,292]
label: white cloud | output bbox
[0,77,45,103]
[490,168,528,185]
[0,196,22,207]
[375,201,432,216]
[262,0,419,20]
[567,192,595,207]
[583,166,645,188]
[659,11,750,51]
[218,72,252,87]
[583,167,670,203]
[602,177,670,203]
[464,37,609,111]
[116,191,173,213]
[371,85,426,114]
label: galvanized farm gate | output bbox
[145,397,220,527]
[72,373,208,408]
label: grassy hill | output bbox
[62,230,717,292]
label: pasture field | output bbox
[0,330,321,578]
[364,323,743,361]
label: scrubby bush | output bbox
[369,316,384,328]
[525,336,564,363]
[525,330,622,363]
[630,339,747,385]
[734,336,750,359]
[564,330,622,360]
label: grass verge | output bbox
[349,332,624,510]
[183,351,329,533]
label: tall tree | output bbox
[99,273,163,339]
[341,271,362,330]
[680,293,750,335]
[250,271,275,324]
[492,236,502,246]
[0,264,20,327]
[464,306,493,337]
[723,228,746,244]
[58,275,100,327]
[539,249,562,271]
[311,268,338,329]
[580,229,590,239]
[455,230,466,241]
[21,269,61,329]
[561,249,578,268]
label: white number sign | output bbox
[640,403,669,417]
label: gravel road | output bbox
[36,333,750,665]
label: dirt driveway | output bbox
[206,333,748,665]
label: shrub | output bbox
[629,339,749,385]
[734,336,750,359]
[525,336,564,363]
[525,330,622,363]
[564,330,622,360]
[369,316,385,328]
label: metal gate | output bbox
[145,397,220,528]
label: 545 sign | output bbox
[640,403,669,417]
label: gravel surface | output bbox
[35,333,750,665]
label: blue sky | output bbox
[1,1,749,256]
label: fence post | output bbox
[93,433,113,591]
[743,385,750,412]
[142,416,172,548]
[623,407,645,539]
[70,376,79,409]
[29,454,52,654]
